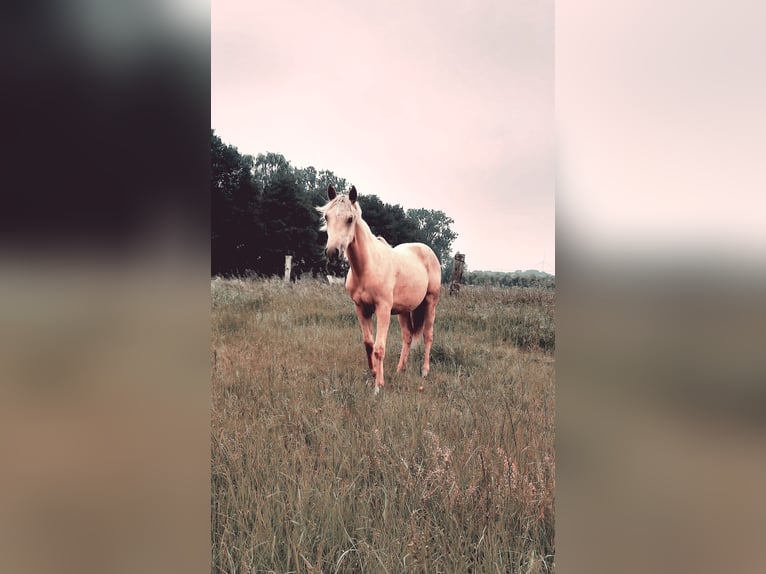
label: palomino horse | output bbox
[318,184,441,394]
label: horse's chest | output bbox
[349,288,383,316]
[351,292,376,312]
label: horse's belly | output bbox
[391,280,428,313]
[390,249,430,312]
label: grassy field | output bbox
[211,278,555,573]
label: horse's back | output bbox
[392,243,441,295]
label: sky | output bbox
[212,0,554,274]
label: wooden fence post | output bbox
[284,255,292,282]
[449,252,465,295]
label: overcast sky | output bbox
[212,0,554,274]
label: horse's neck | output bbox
[347,219,378,277]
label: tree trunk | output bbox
[449,253,465,295]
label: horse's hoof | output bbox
[373,385,380,396]
[421,368,429,377]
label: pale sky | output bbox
[212,0,554,274]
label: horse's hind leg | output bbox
[421,295,438,377]
[396,313,414,372]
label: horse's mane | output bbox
[316,194,363,231]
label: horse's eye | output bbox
[346,217,353,225]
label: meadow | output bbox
[211,278,555,573]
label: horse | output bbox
[317,183,441,394]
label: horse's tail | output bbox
[410,299,428,342]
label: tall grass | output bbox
[211,278,555,573]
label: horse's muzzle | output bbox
[326,246,342,260]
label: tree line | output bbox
[212,130,458,280]
[460,269,555,290]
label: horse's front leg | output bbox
[371,304,393,394]
[354,303,375,374]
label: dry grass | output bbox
[211,278,555,573]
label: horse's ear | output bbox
[327,184,337,200]
[349,185,357,203]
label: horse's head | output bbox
[318,184,359,261]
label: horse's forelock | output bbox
[317,195,362,226]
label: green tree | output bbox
[406,208,458,269]
[253,152,291,192]
[360,195,424,246]
[211,130,260,275]
[294,165,318,195]
[257,170,323,277]
[316,170,348,195]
